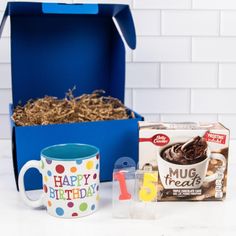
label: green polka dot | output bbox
[40,160,44,169]
[79,203,88,212]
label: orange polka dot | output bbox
[44,176,48,182]
[43,184,48,193]
[48,201,52,207]
[70,167,77,173]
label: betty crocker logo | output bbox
[139,134,170,146]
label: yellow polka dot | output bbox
[48,200,52,207]
[44,176,48,182]
[96,195,100,201]
[70,167,77,173]
[40,160,44,169]
[86,160,94,170]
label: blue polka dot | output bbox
[47,170,52,176]
[56,207,64,216]
[76,160,83,165]
[91,204,95,211]
[96,164,99,170]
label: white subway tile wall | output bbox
[0,89,12,114]
[134,0,191,9]
[126,63,160,88]
[191,89,236,113]
[133,89,190,113]
[132,10,160,36]
[0,0,236,139]
[192,0,236,10]
[218,115,236,139]
[0,38,10,63]
[161,11,219,36]
[219,64,236,88]
[0,65,11,89]
[134,37,191,62]
[192,38,236,62]
[161,63,218,88]
[221,11,236,36]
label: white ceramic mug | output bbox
[157,147,226,189]
[18,143,100,218]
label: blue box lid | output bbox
[0,2,136,106]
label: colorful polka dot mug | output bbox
[18,143,100,218]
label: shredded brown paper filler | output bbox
[12,88,135,126]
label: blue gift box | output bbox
[0,2,143,190]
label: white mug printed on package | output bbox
[157,138,226,190]
[18,143,100,218]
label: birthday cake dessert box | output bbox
[0,1,143,190]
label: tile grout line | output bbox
[189,89,192,114]
[135,35,236,38]
[153,113,224,115]
[95,86,236,90]
[128,60,236,64]
[131,50,134,62]
[131,88,134,109]
[217,10,221,89]
[159,10,162,35]
[131,8,236,11]
[190,37,193,62]
[217,62,220,88]
[159,63,162,88]
[219,10,221,36]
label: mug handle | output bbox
[18,160,44,208]
[204,153,226,183]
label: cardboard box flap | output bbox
[0,3,8,37]
[0,2,136,106]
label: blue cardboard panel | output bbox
[1,2,136,47]
[110,22,125,100]
[42,3,99,14]
[11,14,123,105]
[114,6,136,49]
[0,2,136,106]
[14,112,143,190]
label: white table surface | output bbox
[0,140,236,236]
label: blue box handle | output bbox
[42,3,99,14]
